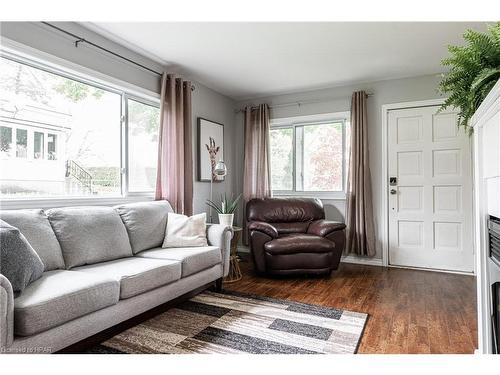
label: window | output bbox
[16,128,28,158]
[33,131,44,160]
[47,133,57,160]
[270,113,349,197]
[269,127,294,191]
[0,55,160,199]
[0,126,13,158]
[127,99,160,192]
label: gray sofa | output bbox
[0,200,232,353]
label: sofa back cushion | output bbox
[0,209,65,271]
[114,200,173,254]
[47,206,133,269]
[246,197,325,223]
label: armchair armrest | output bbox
[207,224,234,277]
[307,220,346,237]
[247,221,279,239]
[0,274,14,349]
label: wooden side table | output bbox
[224,226,243,283]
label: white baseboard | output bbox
[238,246,383,267]
[341,255,383,267]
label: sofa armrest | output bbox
[207,224,234,277]
[0,274,14,349]
[307,220,346,237]
[247,221,279,239]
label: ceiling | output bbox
[86,22,488,100]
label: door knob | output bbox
[390,189,397,195]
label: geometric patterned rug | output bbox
[85,290,368,354]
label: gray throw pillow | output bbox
[0,220,44,295]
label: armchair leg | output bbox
[214,278,223,292]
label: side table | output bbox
[224,226,243,283]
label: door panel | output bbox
[388,106,473,272]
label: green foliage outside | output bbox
[86,167,120,188]
[53,80,104,102]
[128,100,160,141]
[439,23,500,134]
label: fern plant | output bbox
[439,23,500,134]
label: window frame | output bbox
[270,112,350,200]
[0,46,161,209]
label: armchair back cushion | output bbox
[114,200,173,254]
[246,197,324,223]
[0,209,65,271]
[47,206,133,269]
[247,198,325,235]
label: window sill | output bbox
[0,194,154,210]
[272,191,346,201]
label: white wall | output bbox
[1,22,237,214]
[191,83,237,217]
[235,74,445,259]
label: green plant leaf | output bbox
[439,23,500,134]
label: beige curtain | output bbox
[345,91,376,256]
[155,73,193,216]
[243,104,272,243]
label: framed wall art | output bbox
[197,117,224,182]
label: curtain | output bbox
[243,104,272,243]
[155,73,193,216]
[345,91,376,256]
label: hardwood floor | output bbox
[224,259,478,354]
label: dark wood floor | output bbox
[225,259,478,354]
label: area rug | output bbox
[86,290,368,354]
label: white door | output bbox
[388,105,473,272]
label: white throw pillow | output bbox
[162,212,208,248]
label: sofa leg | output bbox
[214,278,223,292]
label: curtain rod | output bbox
[235,92,374,113]
[41,22,195,91]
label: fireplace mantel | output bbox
[472,79,500,354]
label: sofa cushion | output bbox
[0,209,65,271]
[136,246,221,277]
[47,206,133,269]
[0,220,44,295]
[73,258,181,299]
[114,200,173,254]
[14,270,120,336]
[264,234,335,255]
[162,212,208,248]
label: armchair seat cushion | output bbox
[136,246,221,277]
[264,234,335,255]
[14,270,120,336]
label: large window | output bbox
[0,55,160,199]
[270,113,349,197]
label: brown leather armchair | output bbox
[246,197,346,276]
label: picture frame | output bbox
[197,117,224,182]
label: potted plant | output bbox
[206,193,242,227]
[439,23,500,134]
